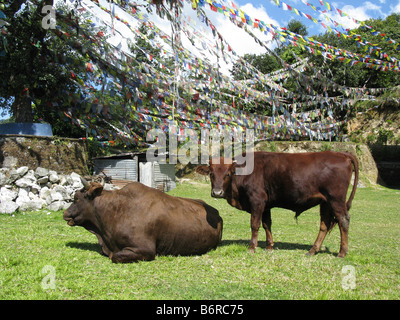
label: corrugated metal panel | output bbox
[94,158,137,181]
[139,162,153,188]
[152,162,176,191]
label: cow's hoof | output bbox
[265,246,274,252]
[248,247,256,253]
[306,250,316,256]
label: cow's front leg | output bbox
[249,209,263,253]
[94,233,112,257]
[110,247,156,263]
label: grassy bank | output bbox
[0,182,399,299]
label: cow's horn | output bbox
[80,176,90,189]
[99,176,105,186]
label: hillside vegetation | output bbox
[348,86,400,145]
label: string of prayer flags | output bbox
[0,10,7,56]
[309,0,400,51]
[200,0,400,72]
[272,0,400,64]
[26,0,394,146]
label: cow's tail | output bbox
[345,152,359,211]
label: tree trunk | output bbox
[13,93,33,122]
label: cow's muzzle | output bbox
[63,212,75,226]
[64,217,75,226]
[211,189,224,198]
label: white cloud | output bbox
[211,2,280,57]
[71,1,283,76]
[318,1,386,32]
[192,2,282,75]
[133,1,280,59]
[391,0,400,13]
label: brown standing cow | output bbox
[196,151,358,258]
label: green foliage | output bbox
[321,142,332,151]
[231,14,400,95]
[376,128,395,145]
[287,19,308,37]
[231,53,280,81]
[277,19,309,66]
[0,0,107,140]
[129,24,163,69]
[310,13,400,89]
[230,52,280,115]
[229,15,400,141]
[0,0,78,122]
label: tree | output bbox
[0,0,83,124]
[130,24,163,68]
[287,19,308,37]
[310,13,400,89]
[231,53,280,81]
[2,1,50,121]
[274,19,308,65]
[231,20,309,80]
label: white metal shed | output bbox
[93,152,175,192]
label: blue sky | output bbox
[232,0,400,36]
[185,0,400,70]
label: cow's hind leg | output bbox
[262,208,274,251]
[333,202,350,258]
[111,247,156,263]
[307,202,335,256]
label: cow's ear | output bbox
[86,182,104,200]
[231,161,246,175]
[196,165,210,175]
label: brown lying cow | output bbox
[63,181,223,263]
[196,151,359,258]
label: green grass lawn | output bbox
[0,181,399,300]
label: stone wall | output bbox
[0,166,86,214]
[254,141,379,186]
[0,135,89,176]
[0,165,119,215]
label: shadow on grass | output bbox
[220,239,336,256]
[66,240,336,257]
[66,241,101,253]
